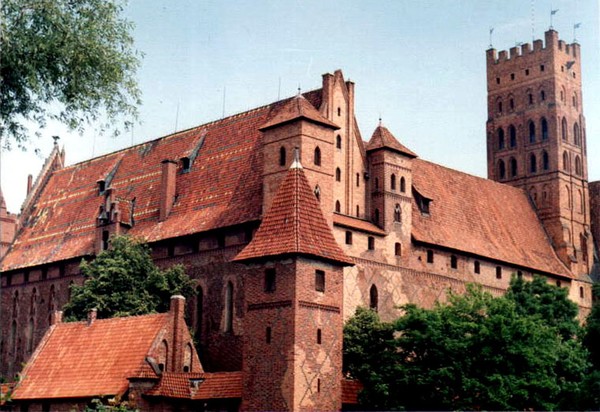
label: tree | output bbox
[63,235,195,320]
[581,284,600,409]
[344,282,590,411]
[0,0,141,149]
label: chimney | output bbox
[170,295,186,373]
[27,174,33,195]
[51,310,63,325]
[159,160,177,221]
[321,73,334,119]
[87,308,97,326]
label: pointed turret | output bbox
[235,153,352,265]
[366,124,417,158]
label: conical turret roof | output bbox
[234,158,352,266]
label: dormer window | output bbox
[181,157,191,173]
[97,180,106,195]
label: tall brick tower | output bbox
[486,29,592,275]
[234,152,353,411]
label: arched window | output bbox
[573,123,580,146]
[395,242,401,256]
[314,185,320,200]
[498,159,506,179]
[579,189,584,213]
[561,117,568,141]
[541,118,548,140]
[509,97,514,111]
[575,156,582,176]
[509,157,518,177]
[497,128,505,149]
[528,121,536,143]
[529,153,537,173]
[158,340,168,372]
[374,177,379,190]
[540,90,546,101]
[336,134,342,149]
[530,186,538,206]
[391,174,396,190]
[195,286,203,342]
[356,173,360,187]
[30,288,37,316]
[374,208,380,225]
[528,92,534,104]
[313,147,321,166]
[497,100,503,113]
[566,186,571,210]
[335,200,341,213]
[27,318,34,353]
[400,177,406,193]
[542,151,549,170]
[183,343,193,372]
[509,125,517,147]
[394,204,401,222]
[581,233,588,263]
[563,151,569,171]
[573,92,578,108]
[13,290,19,316]
[279,147,286,166]
[369,285,378,312]
[560,88,565,101]
[356,205,360,217]
[335,167,341,182]
[224,282,234,333]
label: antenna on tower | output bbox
[174,100,180,132]
[277,76,282,100]
[573,22,581,42]
[531,0,536,41]
[550,8,559,30]
[221,86,226,118]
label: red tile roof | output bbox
[12,314,167,400]
[333,213,386,235]
[365,125,417,157]
[234,162,353,265]
[144,371,242,400]
[260,94,339,131]
[412,159,571,277]
[1,91,323,271]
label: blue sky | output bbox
[2,0,599,212]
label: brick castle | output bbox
[1,29,598,410]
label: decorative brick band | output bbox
[298,301,341,313]
[247,300,292,311]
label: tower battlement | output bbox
[487,30,580,65]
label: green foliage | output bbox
[63,235,195,320]
[344,281,591,411]
[0,0,142,149]
[581,284,600,409]
[83,397,137,412]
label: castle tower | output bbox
[366,124,417,239]
[486,29,592,275]
[260,93,340,226]
[234,153,353,411]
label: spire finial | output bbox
[290,147,302,169]
[297,85,301,96]
[52,135,60,146]
[378,116,382,127]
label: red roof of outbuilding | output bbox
[411,159,571,277]
[144,371,243,400]
[234,161,353,265]
[366,125,417,157]
[12,314,167,400]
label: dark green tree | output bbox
[581,283,600,409]
[0,0,142,149]
[63,235,195,320]
[344,283,589,411]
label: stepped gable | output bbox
[411,159,571,278]
[12,313,168,399]
[0,90,323,271]
[259,93,339,131]
[365,124,417,157]
[234,159,353,265]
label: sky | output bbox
[1,0,599,213]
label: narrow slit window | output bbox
[426,249,434,263]
[315,270,325,292]
[264,269,276,293]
